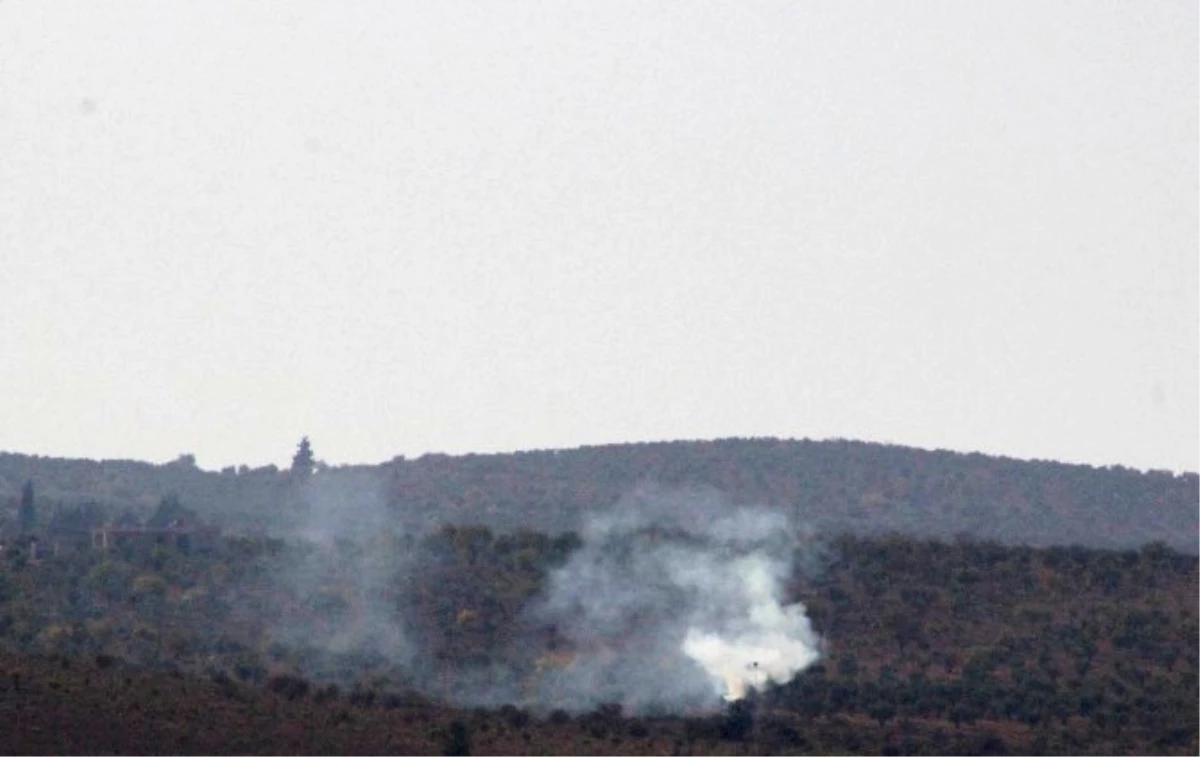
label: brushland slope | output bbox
[0,527,1195,754]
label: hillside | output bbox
[0,434,1195,754]
[0,528,1195,755]
[2,438,1196,552]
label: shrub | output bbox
[499,703,530,729]
[442,720,471,756]
[267,673,310,701]
[314,683,341,704]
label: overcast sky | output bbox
[1,1,1196,473]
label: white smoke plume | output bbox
[527,485,822,713]
[270,469,412,667]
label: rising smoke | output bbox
[526,485,822,713]
[269,469,412,668]
[264,475,821,714]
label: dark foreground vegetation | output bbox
[0,521,1195,754]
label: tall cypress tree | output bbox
[18,479,35,533]
[291,436,315,479]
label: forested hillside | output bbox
[0,528,1195,754]
[0,435,1196,754]
[2,438,1196,552]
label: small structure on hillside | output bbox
[91,517,219,552]
[0,532,42,566]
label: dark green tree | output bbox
[18,479,35,533]
[721,698,756,741]
[147,494,196,528]
[441,720,471,756]
[290,436,315,479]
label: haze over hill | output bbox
[2,437,1195,554]
[2,2,1196,476]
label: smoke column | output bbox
[529,485,821,713]
[270,469,412,666]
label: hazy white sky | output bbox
[1,1,1196,473]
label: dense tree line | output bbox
[3,437,1196,552]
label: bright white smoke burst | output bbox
[530,485,822,712]
[681,553,821,701]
